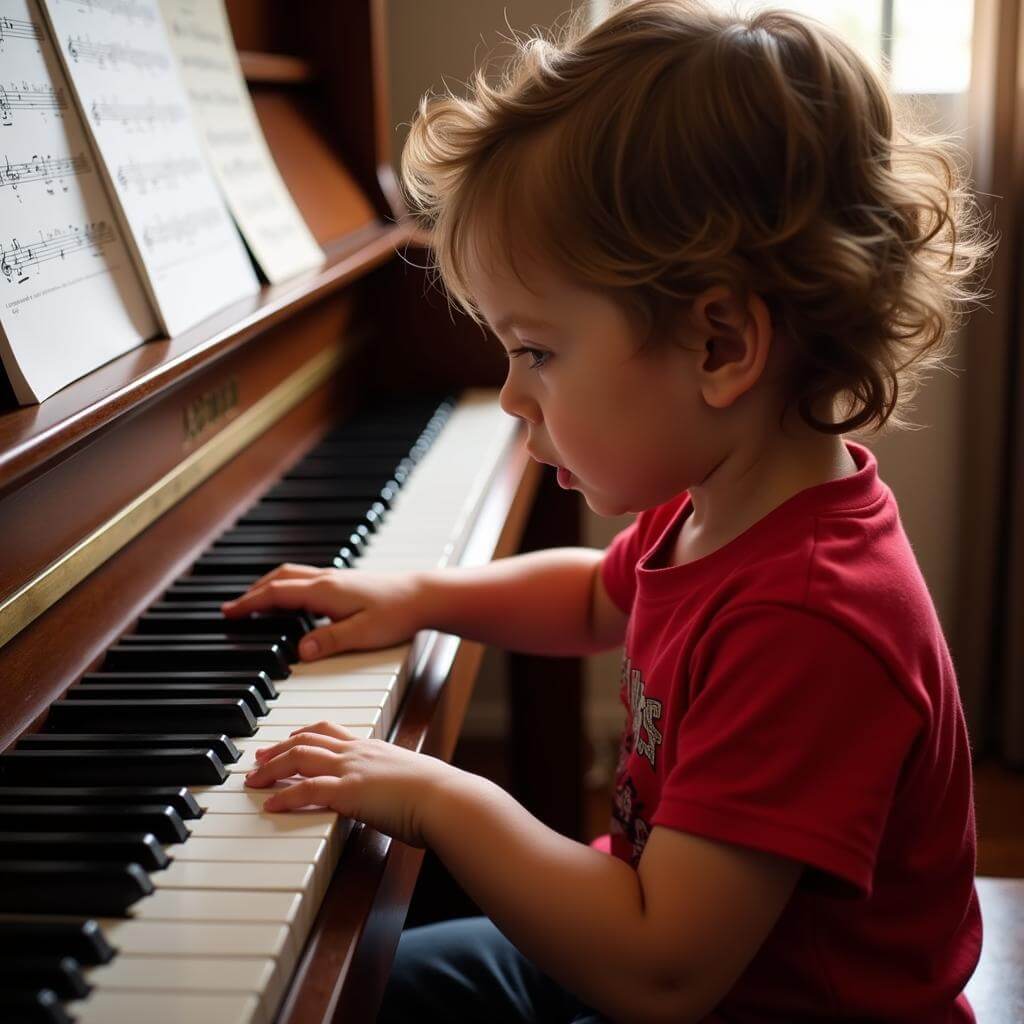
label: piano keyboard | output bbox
[0,391,518,1024]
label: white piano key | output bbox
[98,918,293,963]
[85,955,282,1024]
[67,991,260,1024]
[190,810,336,840]
[289,644,409,675]
[261,704,384,737]
[155,859,315,893]
[130,890,305,957]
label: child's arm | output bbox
[222,548,628,658]
[246,727,801,1024]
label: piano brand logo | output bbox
[183,376,239,445]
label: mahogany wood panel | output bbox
[239,51,315,85]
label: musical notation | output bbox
[220,155,261,180]
[67,33,169,71]
[90,96,184,129]
[166,18,217,46]
[141,206,221,249]
[115,154,200,193]
[1,151,89,198]
[0,81,67,125]
[57,0,156,24]
[0,220,114,285]
[0,14,43,48]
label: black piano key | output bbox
[237,501,384,528]
[0,804,189,844]
[0,748,230,784]
[216,525,369,548]
[285,457,412,481]
[83,670,278,701]
[135,612,307,646]
[0,956,91,1000]
[0,988,74,1024]
[263,480,397,505]
[163,578,255,598]
[191,552,350,576]
[0,832,170,871]
[16,733,240,764]
[0,918,114,965]
[0,785,201,819]
[0,861,153,915]
[104,643,290,680]
[311,440,423,458]
[64,684,268,718]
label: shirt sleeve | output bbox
[600,516,644,614]
[652,604,923,897]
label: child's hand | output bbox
[220,563,429,660]
[244,720,460,848]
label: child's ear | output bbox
[690,286,772,409]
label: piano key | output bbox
[0,749,229,785]
[0,956,91,999]
[0,786,201,819]
[105,643,290,680]
[250,689,392,735]
[216,525,369,548]
[237,502,384,528]
[0,805,189,844]
[255,704,384,740]
[82,670,278,701]
[188,810,336,842]
[0,918,114,964]
[284,456,412,480]
[191,552,350,576]
[154,860,314,893]
[85,955,276,1007]
[0,989,74,1024]
[63,685,268,718]
[0,862,153,915]
[262,480,398,504]
[0,832,170,871]
[135,613,307,646]
[17,733,241,764]
[116,632,298,666]
[67,990,259,1024]
[45,702,257,739]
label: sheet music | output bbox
[0,0,156,404]
[160,0,323,284]
[39,0,259,337]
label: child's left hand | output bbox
[244,721,460,848]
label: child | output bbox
[224,1,994,1020]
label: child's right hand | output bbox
[221,563,429,661]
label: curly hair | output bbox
[400,0,995,433]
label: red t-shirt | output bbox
[600,441,980,1022]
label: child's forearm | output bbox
[416,547,606,656]
[423,772,696,1024]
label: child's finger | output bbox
[221,564,322,614]
[263,777,345,813]
[288,720,356,741]
[297,614,369,660]
[254,732,347,763]
[222,578,324,617]
[245,744,341,788]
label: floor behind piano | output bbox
[405,742,1024,930]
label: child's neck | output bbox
[670,430,858,567]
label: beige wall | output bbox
[386,2,971,747]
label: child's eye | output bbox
[509,346,550,369]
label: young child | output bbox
[224,1,994,1020]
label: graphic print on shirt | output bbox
[611,656,661,865]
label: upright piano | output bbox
[0,2,583,1021]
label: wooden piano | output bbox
[0,2,583,1021]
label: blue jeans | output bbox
[377,916,607,1023]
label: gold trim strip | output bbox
[0,344,344,648]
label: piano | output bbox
[0,2,583,1021]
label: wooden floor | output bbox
[406,740,1024,926]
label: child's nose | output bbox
[499,374,541,424]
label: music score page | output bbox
[160,0,323,285]
[39,0,259,337]
[0,0,156,403]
